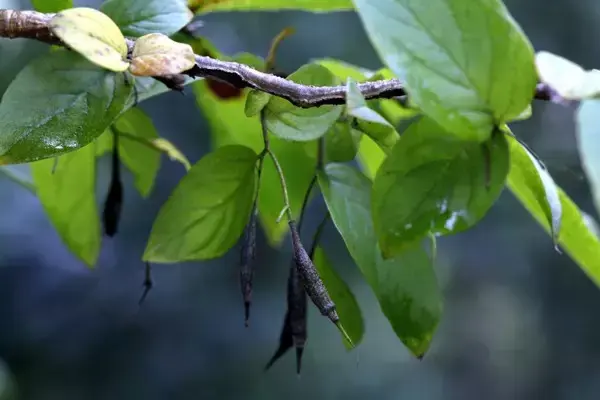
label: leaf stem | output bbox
[309,211,331,259]
[260,110,293,222]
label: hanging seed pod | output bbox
[240,204,258,327]
[289,220,339,325]
[102,131,123,237]
[287,258,307,374]
[265,259,307,375]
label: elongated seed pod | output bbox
[289,220,339,324]
[239,205,258,326]
[265,259,307,374]
[102,131,123,237]
[287,258,307,374]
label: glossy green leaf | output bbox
[96,108,161,198]
[324,120,361,163]
[505,132,561,245]
[312,245,364,349]
[346,78,398,153]
[143,145,258,262]
[319,163,442,357]
[576,100,600,217]
[0,50,132,164]
[30,143,101,267]
[101,0,193,37]
[507,135,600,288]
[32,0,72,12]
[536,51,600,100]
[264,64,343,141]
[192,0,353,14]
[372,117,509,258]
[193,77,317,246]
[353,0,537,141]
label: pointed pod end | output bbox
[295,346,304,375]
[244,301,251,327]
[416,353,425,361]
[334,321,354,349]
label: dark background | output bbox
[0,0,599,399]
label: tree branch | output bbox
[0,9,559,108]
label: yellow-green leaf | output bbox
[152,138,191,171]
[31,143,101,267]
[49,7,129,72]
[507,135,600,288]
[130,33,196,77]
[192,0,353,14]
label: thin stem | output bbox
[309,211,331,259]
[297,174,317,234]
[260,110,293,222]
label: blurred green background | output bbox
[1,0,600,399]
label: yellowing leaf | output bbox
[49,7,129,72]
[152,138,191,171]
[129,33,196,77]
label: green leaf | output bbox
[353,0,537,141]
[0,49,132,164]
[507,134,600,288]
[357,135,386,180]
[346,78,398,153]
[32,0,72,12]
[312,246,364,349]
[314,58,373,81]
[372,117,509,257]
[264,64,343,141]
[319,163,441,357]
[143,145,258,262]
[101,0,192,37]
[576,100,600,217]
[324,120,361,163]
[536,51,600,100]
[96,108,161,197]
[192,0,353,14]
[30,143,101,267]
[244,89,272,117]
[193,79,317,246]
[504,132,561,245]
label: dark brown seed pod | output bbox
[265,259,307,375]
[102,131,123,237]
[240,205,258,327]
[287,258,307,374]
[289,220,339,325]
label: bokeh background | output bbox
[1,0,599,399]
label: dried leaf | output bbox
[130,33,196,77]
